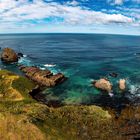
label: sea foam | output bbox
[44,64,56,67]
[18,57,32,66]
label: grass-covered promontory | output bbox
[0,70,140,140]
[0,70,36,101]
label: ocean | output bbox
[0,33,140,108]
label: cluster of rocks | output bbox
[0,48,66,87]
[93,78,126,92]
[0,47,127,91]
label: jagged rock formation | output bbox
[19,66,66,87]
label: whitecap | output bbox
[40,67,46,70]
[44,64,56,67]
[129,84,140,96]
[89,79,94,82]
[109,92,114,97]
[23,54,27,57]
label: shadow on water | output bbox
[31,86,134,115]
[91,91,131,114]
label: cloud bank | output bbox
[0,0,139,34]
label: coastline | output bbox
[0,47,140,139]
[0,69,140,139]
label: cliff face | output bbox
[0,70,140,140]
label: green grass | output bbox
[0,70,139,140]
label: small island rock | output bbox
[119,79,126,90]
[94,78,112,92]
[1,48,18,63]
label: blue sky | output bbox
[0,0,140,35]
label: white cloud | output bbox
[0,0,133,25]
[114,0,123,5]
[66,0,79,6]
[108,0,124,5]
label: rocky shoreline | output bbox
[0,48,140,140]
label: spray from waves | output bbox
[23,54,27,57]
[129,84,140,97]
[18,56,32,66]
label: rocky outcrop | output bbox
[119,79,126,90]
[93,78,112,92]
[1,48,18,63]
[19,66,66,87]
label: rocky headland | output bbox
[0,48,140,140]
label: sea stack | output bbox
[1,48,18,63]
[93,78,112,92]
[119,79,126,90]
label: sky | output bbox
[0,0,140,35]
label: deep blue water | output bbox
[0,34,140,107]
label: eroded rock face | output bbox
[119,79,126,90]
[19,66,66,87]
[94,78,112,92]
[1,48,18,63]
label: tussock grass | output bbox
[0,70,139,140]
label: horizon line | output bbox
[0,32,140,37]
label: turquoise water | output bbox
[0,34,140,108]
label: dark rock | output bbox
[19,66,66,87]
[1,48,18,63]
[18,52,24,58]
[109,72,118,78]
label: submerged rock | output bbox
[19,66,66,87]
[119,79,126,90]
[1,48,18,63]
[109,72,118,78]
[93,78,112,92]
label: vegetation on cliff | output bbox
[0,70,140,140]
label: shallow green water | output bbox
[0,34,140,108]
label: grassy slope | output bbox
[0,70,139,140]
